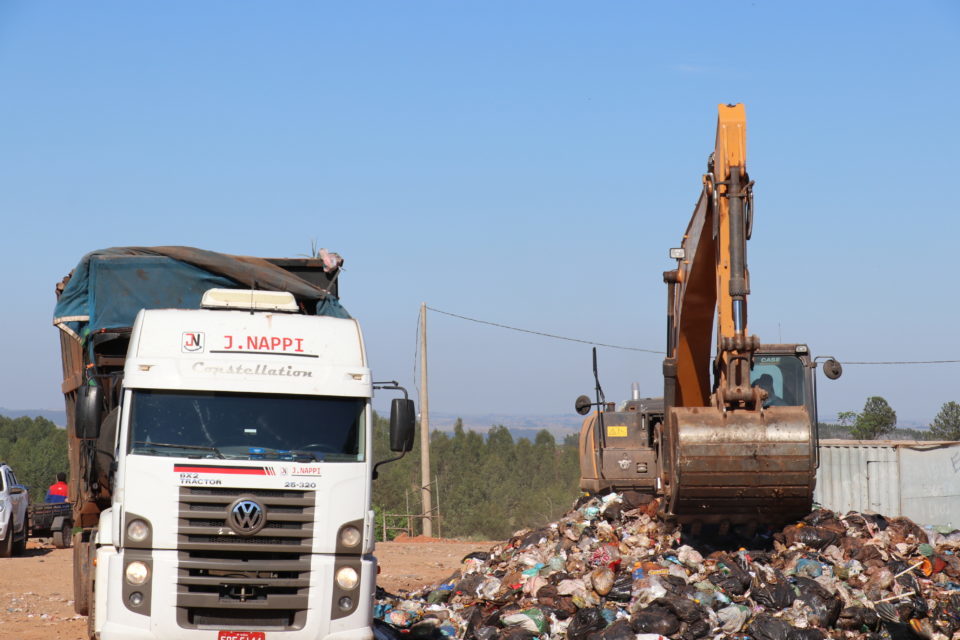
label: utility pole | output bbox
[418,303,433,537]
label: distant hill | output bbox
[0,408,67,427]
[429,412,581,439]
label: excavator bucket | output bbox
[665,405,816,526]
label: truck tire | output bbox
[12,517,26,556]
[53,520,72,549]
[0,519,12,558]
[73,537,90,615]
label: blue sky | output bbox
[1,1,958,425]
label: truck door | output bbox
[5,469,25,531]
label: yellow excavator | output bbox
[577,104,842,529]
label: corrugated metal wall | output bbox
[814,440,960,528]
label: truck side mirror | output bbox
[575,395,593,416]
[389,398,416,452]
[75,384,103,439]
[822,359,843,380]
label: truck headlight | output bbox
[335,566,359,590]
[125,561,150,586]
[127,519,150,543]
[339,526,361,548]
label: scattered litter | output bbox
[375,496,960,640]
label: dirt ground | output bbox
[0,537,495,640]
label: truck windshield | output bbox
[750,354,807,407]
[128,390,364,462]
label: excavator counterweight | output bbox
[577,105,840,527]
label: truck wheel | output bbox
[53,520,72,549]
[12,520,26,556]
[0,519,12,558]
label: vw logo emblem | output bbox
[227,499,267,536]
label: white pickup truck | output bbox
[0,463,29,556]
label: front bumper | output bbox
[99,548,376,640]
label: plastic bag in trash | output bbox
[751,571,796,610]
[606,572,633,603]
[780,524,840,550]
[653,595,705,624]
[589,567,614,596]
[791,577,842,628]
[565,607,607,640]
[716,604,750,633]
[600,619,634,640]
[374,618,404,640]
[747,613,826,640]
[836,606,881,631]
[630,604,680,636]
[501,607,548,634]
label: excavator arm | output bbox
[578,104,839,528]
[662,104,815,526]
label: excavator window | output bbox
[750,355,806,407]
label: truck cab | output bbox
[55,248,414,640]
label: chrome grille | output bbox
[176,486,314,631]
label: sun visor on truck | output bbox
[53,246,350,342]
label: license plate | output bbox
[218,632,265,640]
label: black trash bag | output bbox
[607,572,633,603]
[517,529,550,548]
[501,629,536,640]
[631,605,681,636]
[455,574,485,598]
[707,556,751,596]
[780,525,840,550]
[748,614,825,640]
[792,577,841,628]
[751,571,796,610]
[802,509,836,527]
[653,596,705,624]
[473,627,500,640]
[461,607,485,640]
[681,618,712,640]
[374,619,404,640]
[600,619,635,640]
[837,606,881,631]
[566,607,607,640]
[601,501,625,522]
[860,513,889,531]
[660,574,695,597]
[879,619,927,640]
[464,551,491,562]
[408,620,445,640]
[905,594,929,619]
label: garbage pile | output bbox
[374,493,960,640]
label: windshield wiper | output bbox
[288,450,323,462]
[132,441,225,459]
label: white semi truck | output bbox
[54,248,414,640]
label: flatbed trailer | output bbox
[28,502,73,548]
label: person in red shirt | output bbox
[45,472,68,504]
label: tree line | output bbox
[372,416,581,541]
[822,397,960,440]
[0,415,69,502]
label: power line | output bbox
[423,306,960,364]
[425,305,663,354]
